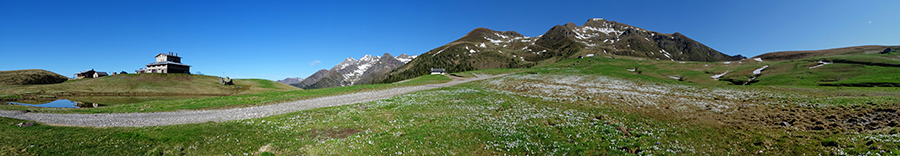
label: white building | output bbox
[137,52,191,74]
[430,68,446,75]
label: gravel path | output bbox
[0,74,505,127]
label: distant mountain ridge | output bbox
[381,18,745,83]
[290,53,417,89]
[276,77,303,84]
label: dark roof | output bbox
[146,61,191,67]
[155,53,182,58]
[95,72,108,76]
[76,69,95,74]
[430,68,446,72]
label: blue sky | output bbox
[2,0,898,81]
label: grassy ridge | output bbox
[753,53,900,86]
[0,69,68,85]
[3,76,896,155]
[540,52,900,88]
[0,74,451,113]
[0,74,298,96]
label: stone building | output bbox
[137,52,191,74]
[75,69,107,79]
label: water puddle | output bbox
[5,95,216,108]
[6,99,98,108]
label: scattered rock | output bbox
[616,126,631,136]
[15,122,34,127]
[219,77,234,85]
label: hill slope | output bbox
[293,69,329,88]
[0,69,69,85]
[735,45,900,86]
[382,18,744,83]
[0,74,299,95]
[530,45,900,87]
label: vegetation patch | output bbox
[0,95,21,99]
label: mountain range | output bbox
[380,18,745,83]
[276,77,303,84]
[291,53,416,89]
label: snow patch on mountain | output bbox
[809,60,831,69]
[396,55,416,63]
[711,71,729,80]
[753,65,768,74]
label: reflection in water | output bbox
[74,101,103,108]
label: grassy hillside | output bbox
[755,45,896,61]
[383,19,747,84]
[2,61,898,155]
[0,73,298,96]
[0,69,68,85]
[528,46,900,88]
[0,74,451,113]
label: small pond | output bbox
[5,96,217,108]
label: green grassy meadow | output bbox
[0,74,298,96]
[1,54,899,155]
[0,74,450,114]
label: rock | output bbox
[616,126,631,136]
[15,122,34,127]
[219,77,234,85]
[358,105,367,110]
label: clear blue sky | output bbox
[2,0,898,81]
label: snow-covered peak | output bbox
[359,54,379,62]
[337,57,358,70]
[590,18,605,21]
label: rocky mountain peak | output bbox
[563,22,578,29]
[276,77,303,84]
[382,53,394,59]
[360,55,379,62]
[335,57,359,70]
[384,18,745,84]
[294,53,418,89]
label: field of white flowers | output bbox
[232,82,701,155]
[206,73,899,155]
[482,73,800,113]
